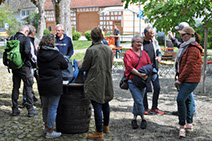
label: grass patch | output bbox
[73,40,92,50]
[71,52,85,62]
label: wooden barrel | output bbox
[56,83,91,134]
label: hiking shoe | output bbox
[46,131,62,139]
[28,110,38,117]
[103,125,109,133]
[140,119,147,129]
[172,111,178,115]
[131,120,138,129]
[144,110,149,115]
[150,109,164,114]
[43,127,48,134]
[87,131,104,140]
[33,96,38,102]
[11,109,20,116]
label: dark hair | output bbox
[103,28,107,31]
[39,34,55,47]
[194,32,201,44]
[91,27,103,42]
[28,25,35,35]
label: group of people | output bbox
[123,22,202,139]
[8,21,202,140]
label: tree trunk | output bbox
[60,0,72,38]
[30,0,46,40]
[52,0,61,25]
[202,27,208,94]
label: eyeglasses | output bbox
[181,33,188,37]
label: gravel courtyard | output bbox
[0,58,212,141]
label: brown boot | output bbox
[103,125,109,133]
[87,131,104,140]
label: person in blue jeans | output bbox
[175,26,202,137]
[168,22,196,115]
[37,34,68,138]
[123,35,152,129]
[113,24,122,58]
[79,27,114,140]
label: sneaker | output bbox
[185,124,193,132]
[131,120,138,129]
[150,108,164,114]
[179,128,186,138]
[144,110,149,115]
[46,131,62,139]
[140,119,147,129]
[11,109,20,116]
[28,110,38,117]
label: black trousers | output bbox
[12,66,34,112]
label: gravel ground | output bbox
[0,59,212,141]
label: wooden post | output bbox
[202,27,208,93]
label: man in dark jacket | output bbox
[142,26,164,115]
[22,25,39,107]
[11,25,38,117]
[55,24,74,58]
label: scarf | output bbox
[175,37,196,73]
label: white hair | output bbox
[19,25,29,32]
[56,24,64,30]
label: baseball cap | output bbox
[175,22,189,30]
[178,26,195,35]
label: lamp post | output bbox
[139,0,141,36]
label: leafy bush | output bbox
[43,29,51,35]
[156,35,164,46]
[72,26,76,33]
[72,32,81,41]
[85,30,91,41]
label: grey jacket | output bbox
[80,42,114,104]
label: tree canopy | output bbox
[122,0,212,32]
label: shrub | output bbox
[85,30,91,41]
[72,26,76,33]
[72,32,81,41]
[43,29,51,35]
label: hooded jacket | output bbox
[55,34,74,57]
[178,42,203,83]
[37,46,68,96]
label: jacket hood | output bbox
[190,41,203,53]
[55,33,68,41]
[38,46,60,62]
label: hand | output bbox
[156,56,161,63]
[168,31,175,38]
[139,73,148,80]
[175,80,181,87]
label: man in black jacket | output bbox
[22,25,39,107]
[11,25,38,117]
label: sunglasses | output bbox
[181,33,189,37]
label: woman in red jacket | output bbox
[175,26,203,137]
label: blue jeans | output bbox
[143,73,160,110]
[177,82,198,126]
[115,42,122,58]
[128,80,146,116]
[41,96,61,128]
[91,100,110,132]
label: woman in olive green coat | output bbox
[79,27,114,140]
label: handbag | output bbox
[119,49,141,90]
